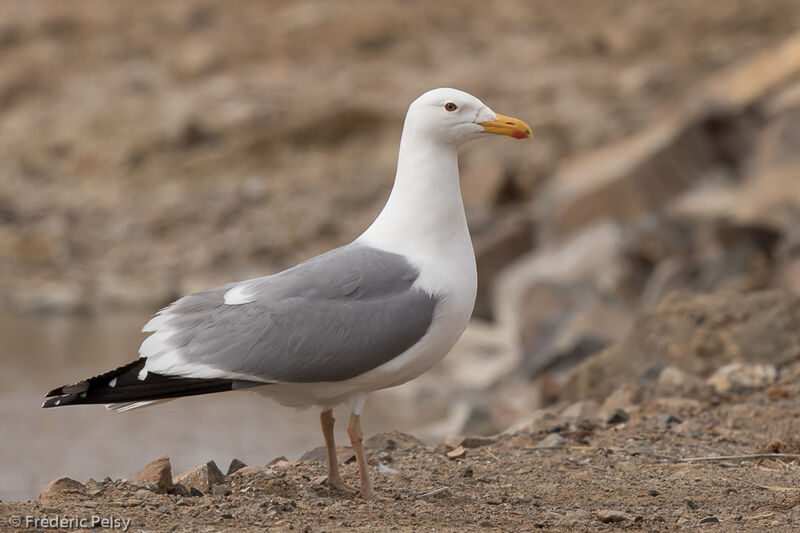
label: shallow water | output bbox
[0,312,427,501]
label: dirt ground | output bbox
[5,370,800,533]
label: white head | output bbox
[403,88,532,148]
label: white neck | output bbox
[357,127,472,262]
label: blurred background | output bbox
[3,0,800,501]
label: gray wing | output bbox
[139,243,439,383]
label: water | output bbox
[0,312,431,501]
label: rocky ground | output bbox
[5,354,800,532]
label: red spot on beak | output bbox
[511,130,527,140]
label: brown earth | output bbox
[5,367,800,532]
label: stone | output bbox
[561,399,602,423]
[606,409,629,425]
[211,483,231,496]
[697,515,721,526]
[533,109,717,239]
[707,362,778,394]
[446,446,467,460]
[564,290,800,402]
[226,458,246,475]
[657,413,682,429]
[131,456,173,494]
[364,431,426,451]
[471,209,535,319]
[701,33,800,111]
[173,461,226,494]
[267,456,290,466]
[595,509,631,523]
[534,433,566,448]
[655,366,711,398]
[39,477,87,501]
[602,384,643,412]
[299,446,354,464]
[502,409,565,436]
[433,443,454,456]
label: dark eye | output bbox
[444,102,458,112]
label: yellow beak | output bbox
[479,114,533,139]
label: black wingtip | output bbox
[42,358,263,408]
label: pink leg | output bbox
[320,410,357,494]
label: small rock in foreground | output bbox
[39,477,87,501]
[173,460,225,494]
[595,509,632,523]
[535,433,566,448]
[131,456,173,493]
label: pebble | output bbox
[377,463,398,475]
[697,515,720,525]
[606,408,629,425]
[595,509,631,523]
[534,433,566,448]
[657,413,682,429]
[446,445,468,460]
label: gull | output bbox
[43,88,532,499]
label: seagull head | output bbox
[404,88,532,147]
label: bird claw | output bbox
[327,477,358,494]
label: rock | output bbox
[364,431,425,451]
[533,108,717,238]
[471,209,535,319]
[299,446,354,464]
[697,515,721,526]
[38,477,87,501]
[595,509,632,523]
[131,456,173,494]
[602,384,644,411]
[267,456,290,466]
[534,433,566,448]
[657,413,682,429]
[433,443,454,456]
[701,33,800,111]
[494,223,630,374]
[561,399,602,423]
[227,458,247,475]
[707,362,777,394]
[173,461,226,494]
[229,465,273,478]
[520,281,632,379]
[376,463,398,475]
[211,483,231,496]
[605,408,629,425]
[502,409,565,435]
[655,366,710,397]
[564,290,800,402]
[446,446,467,460]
